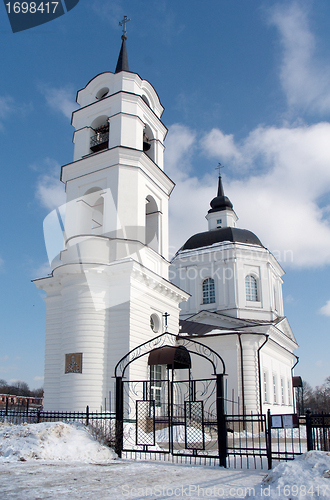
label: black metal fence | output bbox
[305,411,330,452]
[226,413,268,469]
[1,406,329,469]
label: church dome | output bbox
[209,194,233,213]
[208,175,233,213]
[180,227,263,251]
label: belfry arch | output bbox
[145,195,160,252]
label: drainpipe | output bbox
[291,356,300,413]
[257,335,269,415]
[237,334,245,416]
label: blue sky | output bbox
[1,0,330,390]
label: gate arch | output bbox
[115,331,226,378]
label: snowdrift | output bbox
[0,421,116,463]
[247,451,330,499]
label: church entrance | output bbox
[114,333,227,466]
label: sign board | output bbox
[270,414,299,429]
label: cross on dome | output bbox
[119,15,131,39]
[215,162,225,177]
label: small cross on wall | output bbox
[163,312,170,332]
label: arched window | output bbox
[143,124,155,162]
[145,195,159,252]
[245,275,258,301]
[142,94,150,107]
[90,116,109,153]
[202,278,215,304]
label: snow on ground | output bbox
[248,451,330,499]
[0,422,330,499]
[0,421,116,463]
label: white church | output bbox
[34,24,299,418]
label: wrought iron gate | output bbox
[114,332,227,466]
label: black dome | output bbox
[208,175,234,213]
[209,195,233,213]
[180,227,263,251]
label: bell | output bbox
[143,132,151,151]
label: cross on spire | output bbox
[119,15,131,39]
[215,162,225,177]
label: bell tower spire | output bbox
[34,24,190,412]
[115,16,130,73]
[206,164,238,230]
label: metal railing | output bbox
[90,131,109,151]
[1,405,329,469]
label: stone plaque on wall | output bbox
[65,353,82,373]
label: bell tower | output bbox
[34,23,189,411]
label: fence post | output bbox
[115,376,123,458]
[216,374,227,468]
[5,397,8,416]
[266,409,272,470]
[86,405,89,426]
[26,398,29,418]
[306,410,313,451]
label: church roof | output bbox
[115,35,129,73]
[180,227,264,251]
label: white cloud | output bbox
[269,2,330,114]
[40,85,76,119]
[34,158,66,211]
[167,122,330,268]
[164,124,196,180]
[319,300,330,317]
[0,255,4,272]
[201,129,242,165]
[165,125,210,257]
[0,96,14,122]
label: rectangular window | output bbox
[273,375,277,404]
[263,372,268,402]
[281,378,285,405]
[150,365,162,407]
[203,278,215,304]
[287,380,291,406]
[274,286,278,311]
[245,275,258,301]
